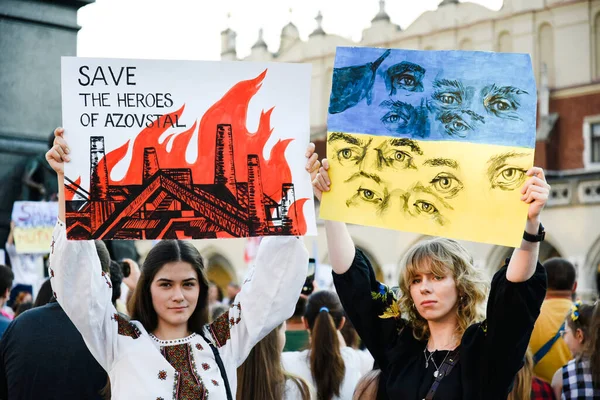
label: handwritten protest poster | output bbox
[61,57,316,240]
[320,47,536,247]
[11,201,59,253]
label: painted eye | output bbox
[394,151,407,161]
[395,75,416,88]
[338,148,353,160]
[491,166,527,191]
[380,149,414,170]
[436,92,461,105]
[434,275,444,281]
[382,113,402,124]
[412,278,421,284]
[490,99,512,111]
[413,200,439,215]
[429,173,464,198]
[451,120,469,131]
[357,188,382,203]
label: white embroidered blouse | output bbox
[49,220,308,400]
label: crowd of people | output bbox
[0,128,596,400]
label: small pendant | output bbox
[433,370,440,378]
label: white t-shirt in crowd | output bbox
[282,346,374,400]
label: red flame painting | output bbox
[65,70,307,240]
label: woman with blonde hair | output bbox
[237,323,312,400]
[506,349,554,400]
[307,146,550,399]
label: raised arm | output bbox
[46,128,120,371]
[306,144,355,274]
[208,235,308,369]
[307,144,400,366]
[506,167,550,282]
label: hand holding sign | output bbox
[46,128,70,176]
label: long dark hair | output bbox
[237,324,311,400]
[305,291,346,400]
[129,240,209,333]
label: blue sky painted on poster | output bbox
[327,47,537,148]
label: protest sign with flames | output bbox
[61,57,316,240]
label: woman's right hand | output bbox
[45,127,70,176]
[305,143,330,201]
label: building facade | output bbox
[0,0,93,246]
[210,0,600,297]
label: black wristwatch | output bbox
[523,222,545,243]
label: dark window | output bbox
[592,123,600,163]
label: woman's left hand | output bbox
[520,167,550,221]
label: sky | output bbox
[77,0,503,61]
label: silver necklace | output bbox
[423,348,451,378]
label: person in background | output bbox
[530,258,578,383]
[0,241,111,400]
[20,131,58,202]
[5,222,44,300]
[341,314,361,350]
[223,282,241,305]
[109,260,128,315]
[237,323,312,400]
[282,290,374,400]
[14,302,32,318]
[11,291,32,314]
[32,279,53,308]
[551,302,599,398]
[284,295,310,352]
[352,369,381,400]
[506,349,554,400]
[0,266,14,337]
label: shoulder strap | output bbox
[425,349,460,400]
[199,331,233,400]
[533,320,565,365]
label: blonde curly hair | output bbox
[398,237,489,341]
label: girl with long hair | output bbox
[282,290,374,399]
[237,323,312,400]
[551,301,599,398]
[46,128,310,399]
[307,146,550,399]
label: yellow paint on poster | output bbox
[320,132,534,247]
[13,226,54,254]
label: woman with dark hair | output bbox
[282,291,374,399]
[237,323,312,400]
[46,128,310,399]
[33,279,53,307]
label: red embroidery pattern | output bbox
[158,370,167,380]
[53,291,57,299]
[101,271,112,289]
[163,343,207,399]
[51,237,55,254]
[49,268,54,278]
[195,343,203,351]
[113,313,141,339]
[209,302,242,348]
[212,380,219,386]
[202,363,210,371]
